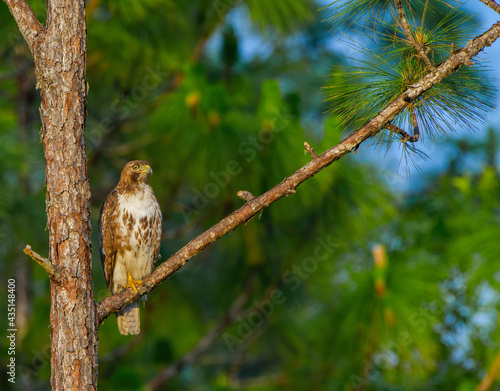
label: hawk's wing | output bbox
[98,189,119,291]
[152,195,162,264]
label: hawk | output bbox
[98,160,162,335]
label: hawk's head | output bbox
[119,160,153,186]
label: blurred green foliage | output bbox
[0,0,499,390]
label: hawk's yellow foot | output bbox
[124,271,144,294]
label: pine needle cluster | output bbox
[323,0,495,163]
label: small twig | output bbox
[237,191,264,219]
[3,0,44,52]
[237,190,255,202]
[395,0,437,72]
[23,245,61,281]
[304,141,317,159]
[385,123,418,143]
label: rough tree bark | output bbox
[41,2,97,389]
[4,0,97,389]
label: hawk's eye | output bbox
[132,164,139,170]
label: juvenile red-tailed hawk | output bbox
[98,160,162,335]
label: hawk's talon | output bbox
[124,272,144,294]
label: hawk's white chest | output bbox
[112,185,161,292]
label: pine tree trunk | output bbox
[5,0,97,387]
[35,1,98,389]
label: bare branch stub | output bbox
[3,0,44,51]
[237,190,255,202]
[23,245,62,281]
[304,141,318,159]
[97,20,500,324]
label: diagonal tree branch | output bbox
[97,19,500,324]
[3,0,44,51]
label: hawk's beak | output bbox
[139,165,152,174]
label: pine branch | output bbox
[96,19,500,324]
[395,0,436,72]
[3,0,44,51]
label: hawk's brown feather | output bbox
[98,189,119,291]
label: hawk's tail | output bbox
[116,301,140,335]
